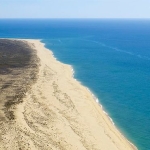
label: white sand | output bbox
[0,39,137,150]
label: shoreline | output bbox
[70,68,136,149]
[47,42,137,149]
[32,39,138,150]
[0,38,137,150]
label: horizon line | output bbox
[0,17,150,19]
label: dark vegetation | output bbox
[0,39,39,120]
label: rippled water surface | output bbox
[0,19,150,150]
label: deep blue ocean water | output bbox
[0,19,150,150]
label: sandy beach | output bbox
[0,39,137,150]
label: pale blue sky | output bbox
[0,0,150,18]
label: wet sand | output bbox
[0,39,137,150]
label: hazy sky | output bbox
[0,0,150,18]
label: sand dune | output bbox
[0,39,137,150]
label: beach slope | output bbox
[0,39,137,150]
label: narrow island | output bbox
[0,39,137,150]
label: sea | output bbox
[0,19,150,150]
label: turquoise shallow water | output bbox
[0,19,150,150]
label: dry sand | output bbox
[0,39,137,150]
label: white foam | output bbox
[109,117,115,125]
[50,49,116,127]
[70,66,75,77]
[96,98,99,103]
[41,40,138,150]
[85,86,117,126]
